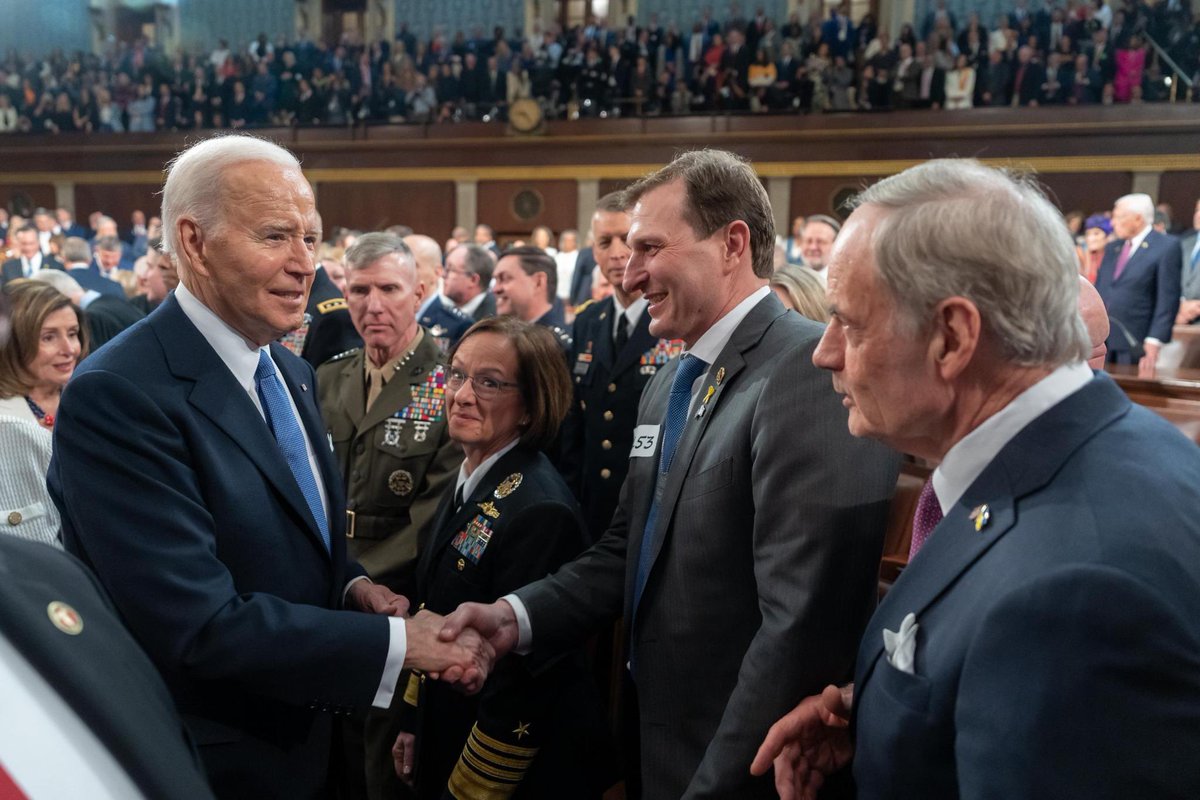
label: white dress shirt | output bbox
[610,294,648,342]
[454,438,521,504]
[175,282,405,708]
[458,290,488,317]
[554,250,580,301]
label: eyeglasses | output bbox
[446,367,519,399]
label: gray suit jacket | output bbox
[516,294,900,798]
[1180,232,1200,300]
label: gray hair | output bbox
[94,235,122,253]
[453,243,495,287]
[29,268,84,300]
[62,236,91,264]
[1115,193,1155,225]
[854,159,1088,366]
[161,134,301,262]
[344,231,416,275]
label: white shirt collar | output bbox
[1127,224,1153,251]
[685,285,771,365]
[174,281,264,409]
[458,291,487,316]
[611,294,648,336]
[932,361,1092,514]
[455,437,521,502]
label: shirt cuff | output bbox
[371,616,408,709]
[501,594,533,655]
[1144,337,1162,347]
[342,574,369,604]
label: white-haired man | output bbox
[1095,192,1181,376]
[753,160,1200,799]
[48,134,492,798]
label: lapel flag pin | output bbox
[969,504,991,532]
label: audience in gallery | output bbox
[0,0,1197,138]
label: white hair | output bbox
[1115,193,1155,225]
[344,232,416,275]
[29,268,84,301]
[160,134,301,262]
[854,159,1089,367]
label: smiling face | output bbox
[446,331,527,465]
[179,161,320,346]
[492,255,545,321]
[813,204,942,450]
[28,305,83,392]
[346,253,423,364]
[624,180,730,345]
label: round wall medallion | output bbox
[511,189,543,221]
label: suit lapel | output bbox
[153,297,331,557]
[857,376,1132,687]
[590,298,617,372]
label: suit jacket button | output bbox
[354,442,365,455]
[601,440,612,450]
[7,511,21,525]
[581,400,587,410]
[603,410,613,421]
[607,383,617,393]
[600,468,611,479]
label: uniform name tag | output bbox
[630,425,660,457]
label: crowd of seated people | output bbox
[0,0,1196,136]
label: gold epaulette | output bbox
[316,297,347,314]
[446,723,538,800]
[573,298,595,315]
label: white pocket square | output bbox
[883,612,919,675]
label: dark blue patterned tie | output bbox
[255,350,330,551]
[632,354,709,616]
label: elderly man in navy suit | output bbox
[753,160,1200,799]
[1095,192,1181,376]
[48,134,492,799]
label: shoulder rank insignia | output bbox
[451,514,494,563]
[398,365,446,424]
[316,297,347,314]
[494,473,523,499]
[279,313,312,356]
[326,347,361,363]
[478,500,501,519]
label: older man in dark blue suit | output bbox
[754,160,1200,799]
[1095,192,1181,376]
[48,134,491,799]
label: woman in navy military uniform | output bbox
[385,316,618,800]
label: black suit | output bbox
[0,535,215,799]
[285,266,361,367]
[1096,230,1182,360]
[569,248,597,307]
[67,265,126,300]
[83,294,146,352]
[2,255,64,285]
[468,291,497,322]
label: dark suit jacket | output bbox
[82,293,146,352]
[0,535,215,800]
[68,265,126,299]
[1095,229,1182,352]
[469,291,497,322]
[1179,231,1200,301]
[298,266,362,367]
[569,248,597,307]
[2,255,64,284]
[853,375,1200,798]
[49,295,392,799]
[516,293,900,797]
[560,298,669,539]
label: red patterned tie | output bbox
[908,479,943,561]
[0,759,29,799]
[1113,240,1134,282]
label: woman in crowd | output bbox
[945,52,977,109]
[386,317,616,799]
[0,282,88,547]
[771,263,830,323]
[1114,34,1147,102]
[1079,214,1113,283]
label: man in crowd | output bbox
[55,206,89,239]
[443,243,497,321]
[48,134,492,798]
[753,160,1200,798]
[799,214,839,286]
[1095,192,1180,376]
[553,227,581,304]
[60,236,124,300]
[405,233,472,352]
[2,225,63,284]
[1175,198,1200,324]
[493,245,572,349]
[441,149,899,797]
[473,223,500,256]
[31,268,144,350]
[93,235,131,283]
[130,235,179,314]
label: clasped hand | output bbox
[405,609,494,694]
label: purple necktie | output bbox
[908,479,943,561]
[1113,240,1134,282]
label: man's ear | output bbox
[724,220,751,268]
[931,296,982,381]
[176,218,209,278]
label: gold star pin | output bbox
[512,721,531,740]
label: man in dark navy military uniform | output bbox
[493,245,572,352]
[560,192,683,539]
[283,257,363,367]
[405,233,472,355]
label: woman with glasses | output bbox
[383,316,618,799]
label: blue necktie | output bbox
[632,354,709,616]
[255,349,330,551]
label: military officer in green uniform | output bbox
[317,232,461,599]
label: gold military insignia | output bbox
[715,366,726,385]
[478,501,501,519]
[316,297,347,314]
[494,473,523,499]
[47,601,83,635]
[512,721,531,740]
[388,470,415,496]
[456,557,466,571]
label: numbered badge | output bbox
[629,424,660,458]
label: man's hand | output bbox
[406,610,494,694]
[392,731,416,785]
[1138,340,1161,378]
[1176,299,1200,324]
[438,600,520,660]
[347,579,410,616]
[750,684,854,800]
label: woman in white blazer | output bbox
[945,54,977,109]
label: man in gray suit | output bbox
[440,149,899,798]
[1175,199,1200,324]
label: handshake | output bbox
[352,578,521,695]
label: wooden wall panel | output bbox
[599,179,634,198]
[1,184,57,217]
[1034,172,1132,216]
[1158,171,1200,231]
[476,180,577,240]
[790,176,881,223]
[315,181,455,240]
[73,184,161,230]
